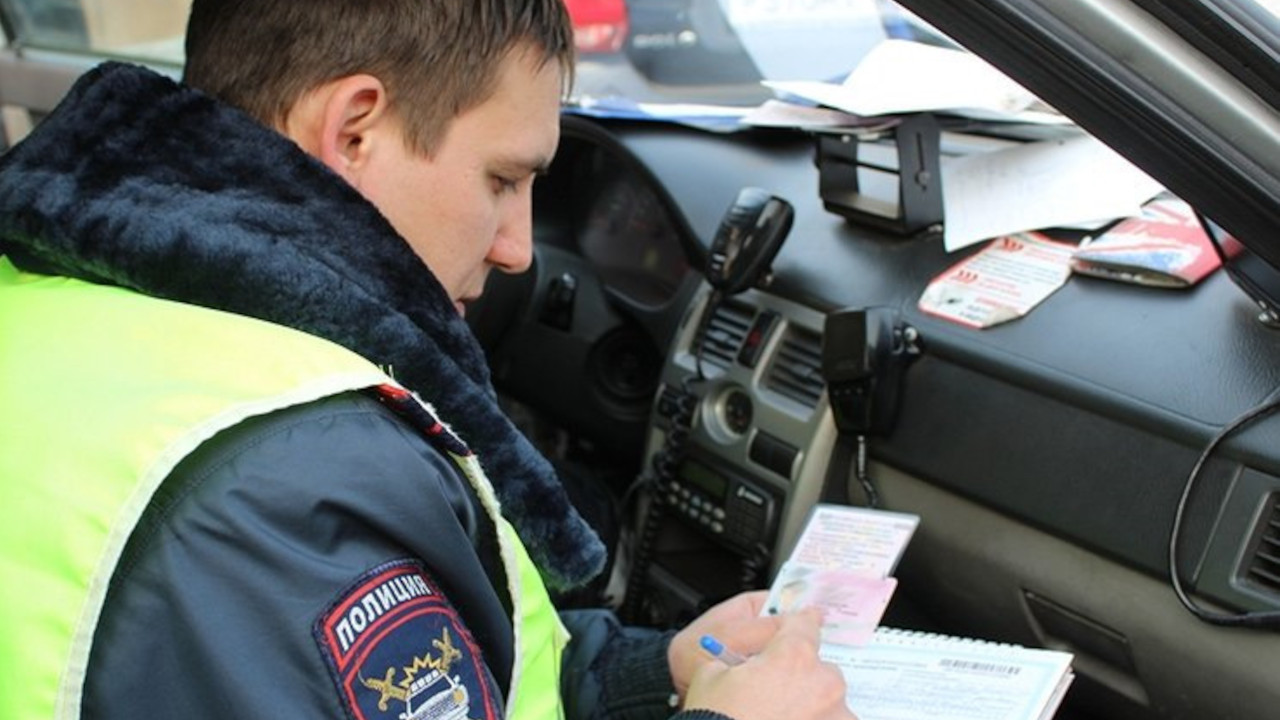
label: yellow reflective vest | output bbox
[0,257,566,719]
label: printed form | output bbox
[823,631,1074,720]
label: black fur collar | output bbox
[0,62,604,591]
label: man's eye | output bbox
[493,175,520,194]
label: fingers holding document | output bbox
[681,608,857,720]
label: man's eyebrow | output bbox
[494,155,553,177]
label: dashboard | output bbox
[473,113,1280,720]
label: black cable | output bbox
[854,434,880,508]
[1168,386,1280,628]
[618,291,721,624]
[821,434,880,508]
[617,483,665,625]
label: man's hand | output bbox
[669,592,857,720]
[668,591,776,697]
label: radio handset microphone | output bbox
[820,307,920,507]
[693,188,794,381]
[706,187,794,296]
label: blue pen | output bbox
[699,634,748,666]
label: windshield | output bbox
[2,1,1275,114]
[571,0,956,106]
[570,0,1280,114]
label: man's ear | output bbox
[284,74,392,186]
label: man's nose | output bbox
[489,195,534,274]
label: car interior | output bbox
[2,1,1279,720]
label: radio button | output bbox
[736,486,765,505]
[749,432,798,479]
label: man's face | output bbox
[359,48,562,316]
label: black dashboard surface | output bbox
[579,117,1280,604]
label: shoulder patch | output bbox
[315,559,502,720]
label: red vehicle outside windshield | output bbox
[564,0,629,54]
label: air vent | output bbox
[697,300,754,370]
[764,325,825,408]
[1243,494,1280,597]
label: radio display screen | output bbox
[679,457,728,501]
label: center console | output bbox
[627,286,840,625]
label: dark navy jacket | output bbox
[84,392,678,719]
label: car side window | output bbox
[0,0,189,65]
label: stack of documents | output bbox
[766,504,1075,720]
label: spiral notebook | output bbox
[821,627,1075,720]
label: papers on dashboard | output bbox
[918,233,1076,329]
[1070,196,1221,288]
[763,40,1055,122]
[577,36,1164,253]
[940,133,1165,252]
[755,40,1161,250]
[740,99,898,131]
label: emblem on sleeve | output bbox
[315,560,500,720]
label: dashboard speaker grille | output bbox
[698,299,754,369]
[764,325,825,408]
[1244,494,1280,597]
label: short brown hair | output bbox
[183,0,574,154]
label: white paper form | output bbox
[823,632,1075,720]
[941,133,1164,252]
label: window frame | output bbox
[1130,0,1280,103]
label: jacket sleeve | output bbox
[84,392,516,720]
[560,608,678,720]
[558,609,735,720]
